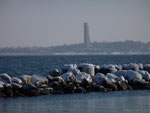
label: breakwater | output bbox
[1,63,150,97]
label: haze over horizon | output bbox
[0,0,150,47]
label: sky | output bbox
[0,0,150,47]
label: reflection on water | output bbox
[0,90,150,113]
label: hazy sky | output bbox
[0,0,150,47]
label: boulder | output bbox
[62,64,77,73]
[95,65,100,74]
[106,73,118,81]
[86,84,106,92]
[60,72,77,84]
[138,71,150,81]
[4,83,13,97]
[11,82,22,89]
[78,63,95,77]
[11,82,22,96]
[112,70,127,77]
[144,64,150,73]
[21,84,38,96]
[63,83,76,93]
[0,73,11,83]
[117,76,127,82]
[139,63,143,70]
[93,73,108,85]
[32,74,49,86]
[116,81,129,90]
[39,88,50,95]
[19,75,33,84]
[114,65,122,70]
[0,82,4,97]
[74,86,86,93]
[130,79,150,89]
[11,77,23,85]
[49,69,60,77]
[99,64,117,75]
[49,80,65,92]
[76,72,92,84]
[126,70,142,81]
[68,68,81,75]
[122,63,140,71]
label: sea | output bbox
[0,55,150,113]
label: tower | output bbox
[84,22,91,48]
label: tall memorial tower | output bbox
[84,22,91,48]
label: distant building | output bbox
[84,23,91,48]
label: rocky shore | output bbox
[1,63,150,97]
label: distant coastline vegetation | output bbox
[0,40,150,55]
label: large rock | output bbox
[0,73,11,83]
[122,63,140,71]
[126,70,142,81]
[78,63,95,77]
[93,73,108,85]
[117,76,127,82]
[49,69,61,77]
[63,83,76,93]
[74,86,86,93]
[144,64,150,73]
[21,84,38,96]
[60,72,77,84]
[62,64,77,73]
[76,72,92,84]
[11,82,22,96]
[114,65,122,70]
[86,84,106,92]
[11,77,23,85]
[138,71,150,81]
[0,82,4,97]
[32,74,49,86]
[99,64,117,75]
[4,83,13,97]
[112,70,127,77]
[117,81,130,90]
[19,75,33,84]
[68,68,81,75]
[95,65,100,74]
[106,73,118,83]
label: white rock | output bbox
[19,75,32,84]
[0,73,11,83]
[12,77,23,85]
[106,73,118,80]
[138,70,150,81]
[78,63,95,77]
[60,72,77,82]
[144,64,150,72]
[93,73,109,85]
[117,76,126,82]
[32,74,49,84]
[76,72,92,83]
[122,63,139,71]
[101,64,117,72]
[114,65,122,70]
[113,70,127,77]
[62,64,77,72]
[0,81,4,88]
[68,68,81,75]
[126,70,142,81]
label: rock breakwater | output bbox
[1,63,150,97]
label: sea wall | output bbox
[1,63,150,97]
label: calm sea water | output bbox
[0,55,150,113]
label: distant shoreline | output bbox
[0,52,150,56]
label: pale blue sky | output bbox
[0,0,150,47]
